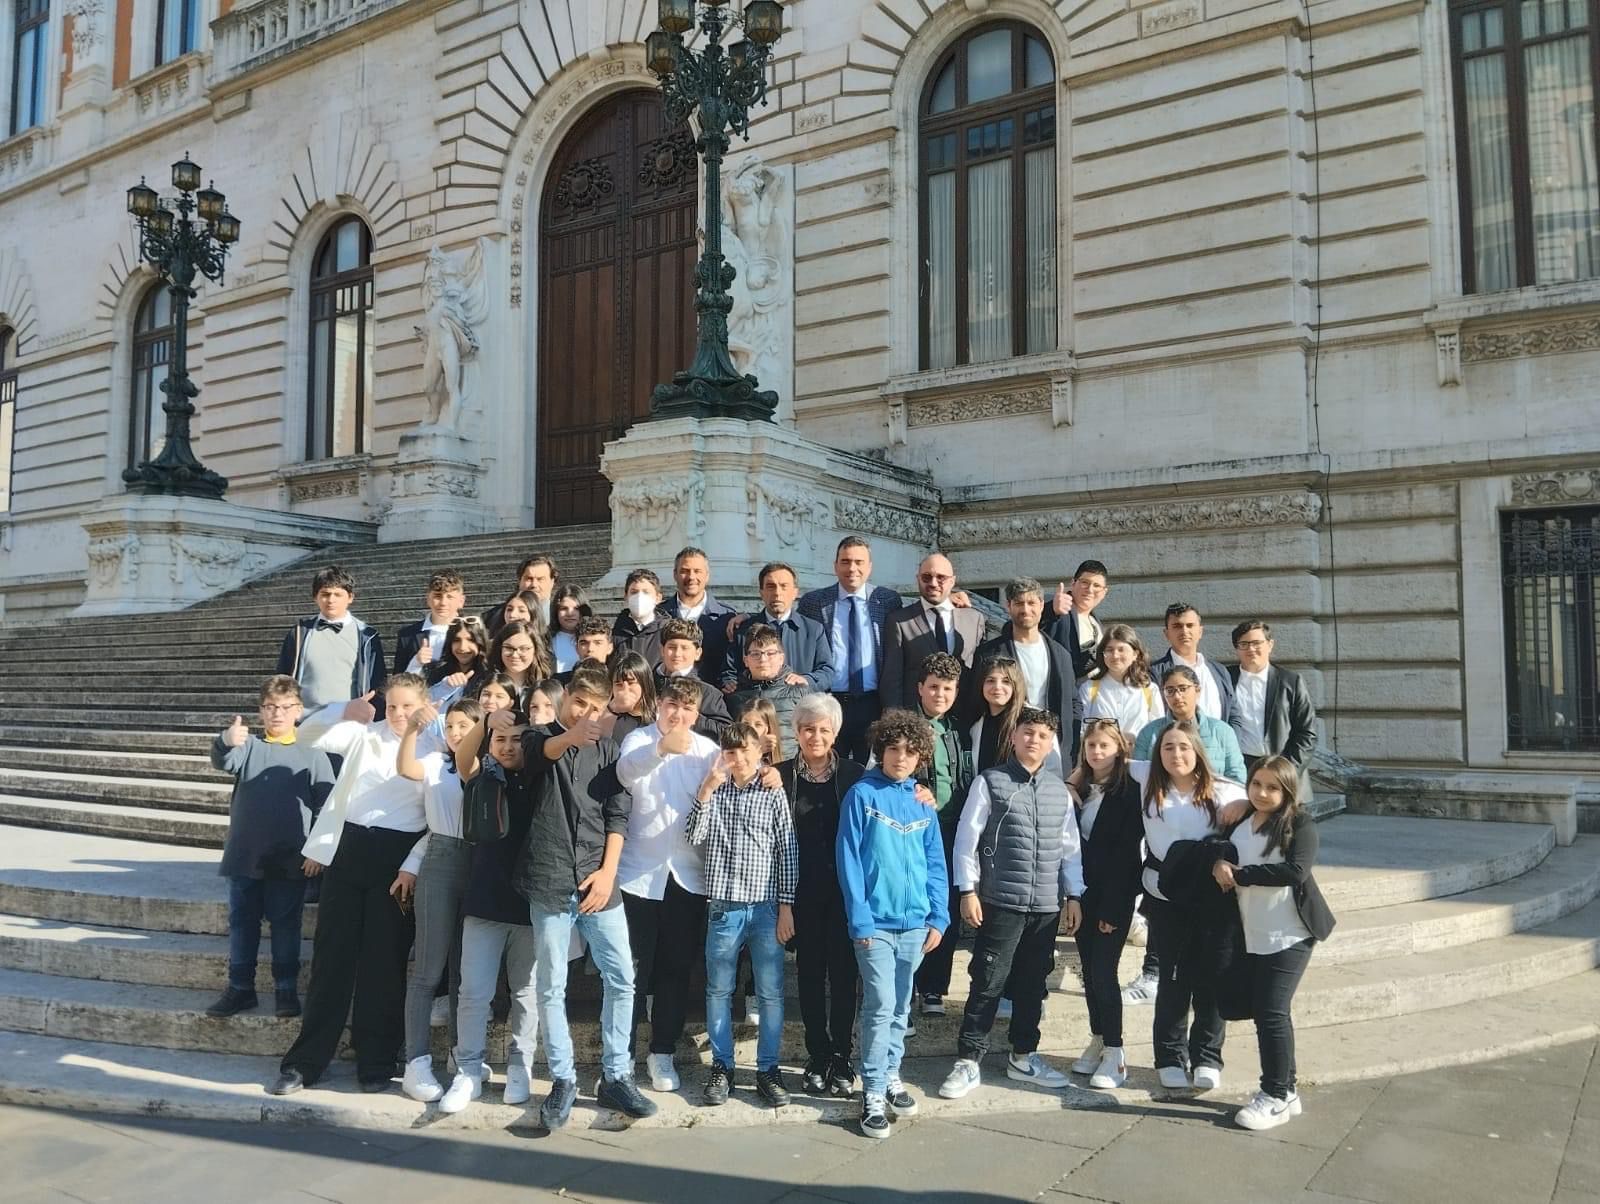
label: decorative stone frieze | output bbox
[907,383,1051,429]
[1462,317,1600,362]
[941,490,1323,547]
[1509,469,1600,505]
[833,496,938,550]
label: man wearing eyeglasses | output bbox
[1228,620,1317,799]
[878,553,986,711]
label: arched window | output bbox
[0,324,16,511]
[129,285,174,471]
[156,0,201,65]
[10,0,49,135]
[919,22,1058,370]
[306,216,374,461]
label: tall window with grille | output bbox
[918,22,1058,370]
[0,325,16,512]
[129,286,174,471]
[1451,0,1600,292]
[10,0,48,135]
[1501,505,1600,750]
[306,217,374,461]
[155,0,201,64]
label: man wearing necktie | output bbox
[798,537,904,761]
[878,553,986,711]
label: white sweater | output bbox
[616,723,719,900]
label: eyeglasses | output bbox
[920,573,954,583]
[261,703,300,714]
[1162,684,1195,696]
[1235,640,1270,651]
[748,648,784,659]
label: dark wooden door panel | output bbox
[537,91,697,526]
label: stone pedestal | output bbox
[598,416,940,593]
[380,430,495,543]
[73,494,372,617]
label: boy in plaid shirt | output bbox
[687,721,799,1109]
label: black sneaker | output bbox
[828,1055,856,1097]
[359,1076,392,1094]
[540,1078,577,1130]
[597,1074,658,1119]
[266,1068,304,1096]
[802,1059,829,1094]
[205,987,258,1017]
[755,1068,790,1108]
[860,1093,890,1139]
[886,1080,918,1116]
[274,989,301,1019]
[702,1062,732,1106]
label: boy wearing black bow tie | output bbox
[277,566,388,722]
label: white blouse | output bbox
[1230,819,1312,955]
[553,631,579,673]
[400,752,466,876]
[1078,675,1165,744]
[1129,761,1246,901]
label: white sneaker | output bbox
[437,1069,482,1115]
[429,996,450,1027]
[1072,1035,1105,1075]
[1157,1065,1192,1090]
[1235,1089,1301,1130]
[995,997,1013,1021]
[1089,1047,1127,1089]
[401,1055,443,1103]
[503,1064,532,1106]
[1192,1065,1222,1092]
[646,1052,680,1092]
[938,1058,981,1099]
[1007,1051,1069,1089]
[1120,971,1159,1005]
[1128,912,1149,947]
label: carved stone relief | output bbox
[941,491,1324,547]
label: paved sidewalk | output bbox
[4,1039,1597,1204]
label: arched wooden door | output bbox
[537,91,698,525]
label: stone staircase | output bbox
[0,524,1595,1132]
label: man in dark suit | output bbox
[964,577,1076,738]
[1228,620,1318,799]
[721,561,834,692]
[797,536,904,761]
[1047,559,1110,680]
[658,546,737,676]
[1149,602,1240,733]
[879,552,986,711]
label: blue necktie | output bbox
[847,596,865,693]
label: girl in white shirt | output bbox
[424,616,490,708]
[397,697,482,1103]
[550,584,592,673]
[1077,623,1164,747]
[1132,720,1247,1093]
[970,655,1065,777]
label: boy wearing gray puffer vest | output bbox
[939,707,1085,1099]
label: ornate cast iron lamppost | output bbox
[647,0,784,421]
[123,154,240,499]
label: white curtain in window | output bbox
[967,159,1013,364]
[0,397,14,512]
[1524,34,1600,284]
[1464,55,1518,291]
[1024,147,1057,354]
[927,173,956,369]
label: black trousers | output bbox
[956,904,1059,1060]
[793,887,858,1065]
[1075,921,1129,1048]
[1250,938,1314,1098]
[916,821,962,996]
[831,692,880,764]
[280,823,421,1084]
[623,876,706,1057]
[1148,897,1225,1072]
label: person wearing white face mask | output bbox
[611,568,668,671]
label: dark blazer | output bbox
[278,616,388,715]
[963,626,1076,738]
[1076,773,1145,931]
[1151,648,1240,732]
[1229,663,1318,797]
[392,618,428,675]
[659,591,737,685]
[797,583,903,691]
[611,611,665,671]
[1229,807,1336,942]
[722,609,835,692]
[1047,610,1104,680]
[654,671,732,740]
[878,600,987,711]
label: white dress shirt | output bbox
[1172,650,1224,720]
[676,596,706,622]
[404,613,452,674]
[1129,760,1246,899]
[1234,666,1270,756]
[829,584,878,692]
[926,601,956,653]
[300,720,427,865]
[1075,610,1103,651]
[1231,818,1312,953]
[552,630,579,673]
[951,772,1086,898]
[616,723,720,899]
[400,751,466,875]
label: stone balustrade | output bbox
[211,0,411,80]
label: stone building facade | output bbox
[0,0,1597,776]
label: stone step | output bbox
[0,768,230,814]
[1312,816,1555,911]
[0,971,1594,1135]
[12,690,310,709]
[0,746,226,785]
[0,796,227,847]
[0,724,214,756]
[0,707,236,732]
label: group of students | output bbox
[208,538,1331,1138]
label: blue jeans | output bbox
[854,928,926,1096]
[705,900,785,1071]
[531,895,635,1083]
[227,875,306,991]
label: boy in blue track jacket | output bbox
[836,708,949,1140]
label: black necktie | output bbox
[932,608,949,655]
[314,619,344,632]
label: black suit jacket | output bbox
[878,600,987,711]
[1078,773,1145,930]
[963,627,1076,738]
[659,592,737,686]
[1047,610,1103,680]
[393,619,427,675]
[1229,663,1318,795]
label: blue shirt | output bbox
[829,586,878,693]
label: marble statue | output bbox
[415,239,488,432]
